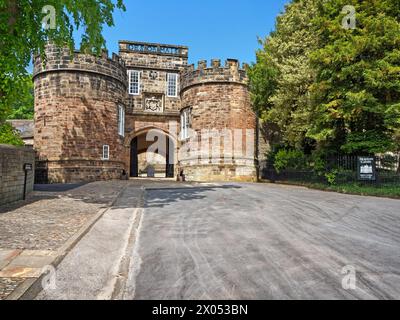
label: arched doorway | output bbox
[130,130,175,178]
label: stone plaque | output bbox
[144,94,163,113]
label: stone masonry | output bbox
[0,145,35,206]
[33,41,263,183]
[119,41,188,178]
[180,59,257,182]
[33,45,127,183]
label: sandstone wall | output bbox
[119,41,185,177]
[119,41,188,115]
[0,145,35,206]
[33,45,128,183]
[180,60,257,182]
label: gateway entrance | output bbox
[130,131,175,178]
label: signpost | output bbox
[23,163,33,200]
[357,156,376,181]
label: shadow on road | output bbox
[34,183,88,193]
[144,185,242,209]
[0,182,118,214]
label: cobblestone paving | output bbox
[0,181,127,251]
[0,277,25,300]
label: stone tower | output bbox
[179,59,257,182]
[33,44,128,183]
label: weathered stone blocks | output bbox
[0,145,35,206]
[179,60,257,182]
[33,44,128,183]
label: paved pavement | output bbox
[0,181,127,300]
[37,181,400,300]
[0,181,126,250]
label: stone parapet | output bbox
[119,40,188,58]
[33,44,127,87]
[180,59,248,92]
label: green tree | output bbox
[249,0,319,151]
[0,0,125,145]
[308,0,400,154]
[7,75,34,120]
[250,0,400,157]
[0,122,24,146]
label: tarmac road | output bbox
[37,181,400,300]
[124,183,400,300]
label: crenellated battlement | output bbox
[180,59,249,92]
[33,44,127,86]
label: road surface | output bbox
[38,181,400,300]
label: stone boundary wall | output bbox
[0,145,35,206]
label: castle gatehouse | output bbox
[33,41,264,183]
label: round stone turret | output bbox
[33,44,128,183]
[179,59,257,182]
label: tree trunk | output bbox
[6,0,18,34]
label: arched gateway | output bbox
[128,129,176,178]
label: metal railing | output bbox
[262,154,400,187]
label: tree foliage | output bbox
[7,75,34,120]
[0,122,24,146]
[249,0,319,150]
[309,0,400,154]
[0,0,125,144]
[249,0,400,155]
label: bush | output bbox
[0,122,24,146]
[273,149,308,173]
[310,151,327,174]
[325,170,338,186]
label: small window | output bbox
[128,70,141,95]
[102,145,110,160]
[167,73,178,97]
[118,105,125,136]
[180,108,191,140]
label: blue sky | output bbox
[86,0,289,65]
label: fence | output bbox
[262,154,400,187]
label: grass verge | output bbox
[263,180,400,199]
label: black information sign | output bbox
[357,156,376,181]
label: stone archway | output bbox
[127,128,177,178]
